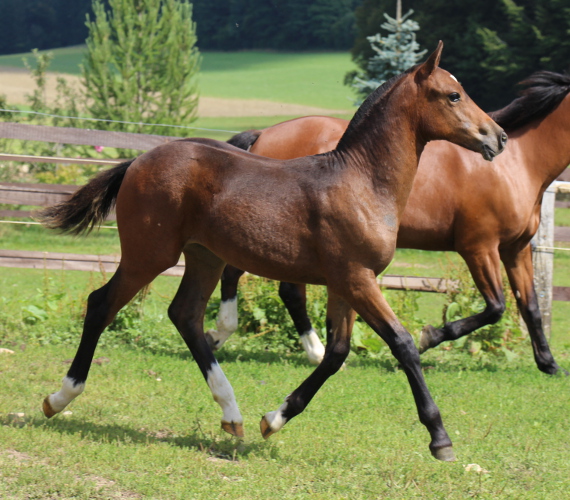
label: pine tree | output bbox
[82,0,201,137]
[346,9,426,104]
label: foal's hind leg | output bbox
[169,245,243,437]
[503,245,567,375]
[278,282,325,365]
[205,265,245,351]
[420,248,505,353]
[43,263,168,417]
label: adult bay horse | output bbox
[39,43,506,461]
[209,70,569,376]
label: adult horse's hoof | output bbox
[259,416,276,439]
[42,396,57,418]
[221,421,244,438]
[419,325,438,353]
[431,446,456,462]
[205,330,219,351]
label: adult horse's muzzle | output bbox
[481,128,508,161]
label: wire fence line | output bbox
[0,108,241,134]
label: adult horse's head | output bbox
[414,41,507,161]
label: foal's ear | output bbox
[415,40,444,82]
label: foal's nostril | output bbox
[499,131,508,149]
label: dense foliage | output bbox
[192,0,361,50]
[352,0,570,110]
[0,0,360,54]
[0,0,94,55]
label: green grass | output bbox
[0,343,569,499]
[0,45,86,74]
[199,51,356,110]
[0,46,357,111]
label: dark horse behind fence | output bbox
[208,70,570,377]
[38,43,506,461]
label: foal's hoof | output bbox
[221,421,244,438]
[431,446,456,462]
[419,325,437,353]
[42,396,57,418]
[259,416,276,439]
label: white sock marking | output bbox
[264,400,289,433]
[48,376,85,413]
[207,297,239,349]
[206,363,242,425]
[300,329,325,365]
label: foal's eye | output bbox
[448,92,461,103]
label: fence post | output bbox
[532,183,556,339]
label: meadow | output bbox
[1,47,570,498]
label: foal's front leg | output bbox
[349,277,455,461]
[260,290,354,437]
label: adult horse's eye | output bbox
[448,92,461,103]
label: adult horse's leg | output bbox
[43,263,168,417]
[208,271,325,364]
[260,289,354,436]
[419,248,505,353]
[502,245,567,375]
[169,246,244,436]
[205,265,245,351]
[262,274,455,461]
[278,282,325,364]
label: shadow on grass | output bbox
[162,344,535,374]
[156,344,316,369]
[8,415,275,461]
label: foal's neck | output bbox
[335,77,424,215]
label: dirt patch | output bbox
[0,68,350,117]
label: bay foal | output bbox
[40,43,505,461]
[211,71,569,376]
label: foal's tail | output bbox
[226,129,262,151]
[38,159,134,235]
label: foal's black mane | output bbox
[335,66,416,152]
[489,71,570,132]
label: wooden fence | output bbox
[0,121,569,334]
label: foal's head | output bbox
[413,41,507,161]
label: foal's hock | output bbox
[39,42,505,461]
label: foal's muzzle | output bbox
[481,129,508,162]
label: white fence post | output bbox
[532,183,556,339]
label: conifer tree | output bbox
[346,8,425,104]
[82,0,200,136]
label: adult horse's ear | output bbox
[415,40,444,82]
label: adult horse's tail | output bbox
[226,129,262,151]
[38,159,134,235]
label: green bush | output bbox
[442,261,525,358]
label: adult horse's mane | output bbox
[489,71,570,132]
[335,66,416,152]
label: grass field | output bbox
[1,343,569,499]
[0,46,357,111]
